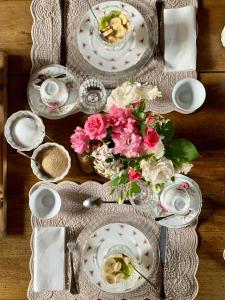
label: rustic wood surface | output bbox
[0,0,225,299]
[0,52,7,238]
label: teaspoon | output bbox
[83,197,130,208]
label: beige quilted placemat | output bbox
[27,181,199,300]
[30,0,198,114]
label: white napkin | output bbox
[34,227,65,292]
[164,6,197,72]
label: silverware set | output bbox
[67,228,79,295]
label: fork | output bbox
[154,0,165,60]
[67,231,79,294]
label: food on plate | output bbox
[102,253,134,284]
[99,10,132,44]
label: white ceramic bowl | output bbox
[4,110,45,151]
[172,78,206,113]
[29,186,61,219]
[31,142,71,182]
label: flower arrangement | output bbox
[70,81,199,203]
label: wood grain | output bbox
[0,0,224,300]
[0,52,7,238]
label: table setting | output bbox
[3,0,206,299]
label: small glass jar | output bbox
[79,79,107,114]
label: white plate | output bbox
[28,65,80,120]
[83,223,156,293]
[77,1,149,73]
[154,174,202,229]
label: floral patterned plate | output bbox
[27,65,80,120]
[152,174,202,229]
[83,222,158,293]
[77,1,149,73]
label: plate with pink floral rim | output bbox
[27,64,80,120]
[152,174,202,229]
[77,1,149,73]
[83,223,158,293]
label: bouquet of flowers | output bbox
[70,81,199,203]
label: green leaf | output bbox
[111,173,129,187]
[156,120,174,144]
[166,139,200,162]
[141,123,147,137]
[127,77,136,85]
[130,182,141,195]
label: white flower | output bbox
[140,157,174,184]
[146,140,165,159]
[107,81,162,109]
[91,144,123,179]
[221,26,225,47]
[176,162,193,175]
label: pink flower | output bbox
[84,114,108,140]
[70,127,89,154]
[128,168,142,181]
[143,128,160,149]
[113,132,144,158]
[180,181,190,190]
[146,115,156,126]
[108,105,134,126]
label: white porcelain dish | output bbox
[29,186,61,219]
[31,142,71,182]
[28,64,80,120]
[172,78,206,113]
[77,1,149,73]
[4,110,45,152]
[83,222,158,293]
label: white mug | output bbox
[38,78,69,108]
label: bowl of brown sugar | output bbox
[31,142,71,182]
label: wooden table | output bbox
[0,0,225,299]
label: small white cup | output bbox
[172,78,206,113]
[39,78,69,107]
[160,184,191,216]
[29,187,61,219]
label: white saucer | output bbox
[151,174,202,229]
[77,1,149,73]
[28,64,80,120]
[83,223,157,293]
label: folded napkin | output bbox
[164,6,197,72]
[34,227,65,292]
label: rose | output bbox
[84,114,108,140]
[145,140,165,159]
[107,82,162,109]
[146,115,156,126]
[143,128,160,148]
[107,105,134,127]
[70,127,89,154]
[140,158,174,184]
[128,168,142,181]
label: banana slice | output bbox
[123,256,131,265]
[113,262,122,272]
[103,258,117,274]
[125,21,131,32]
[119,13,128,25]
[115,25,126,38]
[111,253,123,259]
[108,36,117,44]
[103,28,113,37]
[114,272,124,283]
[105,274,116,284]
[110,17,122,30]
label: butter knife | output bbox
[59,0,67,66]
[159,226,168,299]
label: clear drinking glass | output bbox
[79,79,107,114]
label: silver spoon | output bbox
[130,263,152,285]
[83,197,130,208]
[155,209,193,222]
[85,0,99,24]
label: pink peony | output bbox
[128,168,142,181]
[113,132,144,158]
[70,127,89,154]
[84,114,108,140]
[143,128,160,149]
